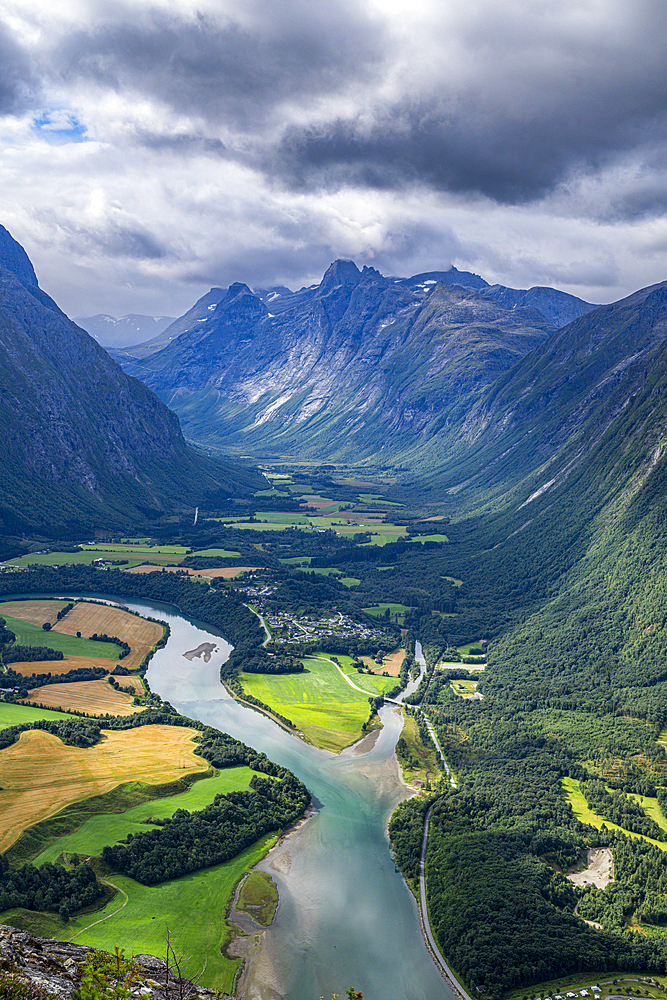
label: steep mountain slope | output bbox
[115,260,555,462]
[415,280,667,514]
[0,225,260,538]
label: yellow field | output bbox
[0,726,208,852]
[24,678,143,716]
[124,564,260,579]
[53,603,163,671]
[11,656,104,677]
[361,650,404,676]
[121,676,145,695]
[0,600,70,626]
[382,649,405,676]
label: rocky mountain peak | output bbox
[317,259,362,295]
[217,282,267,324]
[0,225,39,289]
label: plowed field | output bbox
[24,678,143,716]
[54,602,163,671]
[0,600,71,627]
[124,564,259,579]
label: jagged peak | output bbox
[0,224,39,289]
[318,259,362,294]
[216,281,267,321]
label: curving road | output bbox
[420,806,475,1000]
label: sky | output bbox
[1,0,667,339]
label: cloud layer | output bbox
[1,0,667,335]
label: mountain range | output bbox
[75,313,175,348]
[111,260,595,463]
[0,226,260,543]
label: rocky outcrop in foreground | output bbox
[0,925,233,999]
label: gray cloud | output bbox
[54,2,388,131]
[4,0,667,320]
[265,9,667,206]
[0,23,36,114]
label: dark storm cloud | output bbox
[42,0,667,213]
[0,23,36,114]
[53,2,388,130]
[269,33,667,206]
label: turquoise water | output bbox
[4,592,453,1000]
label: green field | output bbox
[458,641,485,655]
[450,678,479,698]
[6,544,189,568]
[49,835,276,992]
[410,533,449,544]
[257,512,309,524]
[0,702,73,729]
[186,548,242,558]
[357,494,404,507]
[363,603,412,624]
[359,532,408,547]
[629,793,667,832]
[329,653,395,697]
[562,777,667,849]
[0,764,273,991]
[33,767,256,865]
[1,614,122,659]
[85,544,188,554]
[241,656,392,752]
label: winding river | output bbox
[13,593,455,1000]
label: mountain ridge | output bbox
[0,225,261,538]
[112,259,573,462]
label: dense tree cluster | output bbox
[3,645,64,663]
[0,861,103,918]
[425,830,650,999]
[242,651,304,674]
[102,773,310,884]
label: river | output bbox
[11,592,454,1000]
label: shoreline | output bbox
[226,806,317,999]
[233,706,422,999]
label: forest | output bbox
[0,861,103,920]
[102,772,310,884]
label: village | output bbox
[236,583,391,645]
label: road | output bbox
[315,655,377,695]
[422,713,457,788]
[246,604,271,647]
[420,805,475,1000]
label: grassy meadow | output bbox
[33,766,256,865]
[7,834,277,993]
[449,678,479,698]
[1,613,122,659]
[562,777,667,849]
[0,702,73,728]
[5,543,191,569]
[240,655,393,752]
[363,602,413,625]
